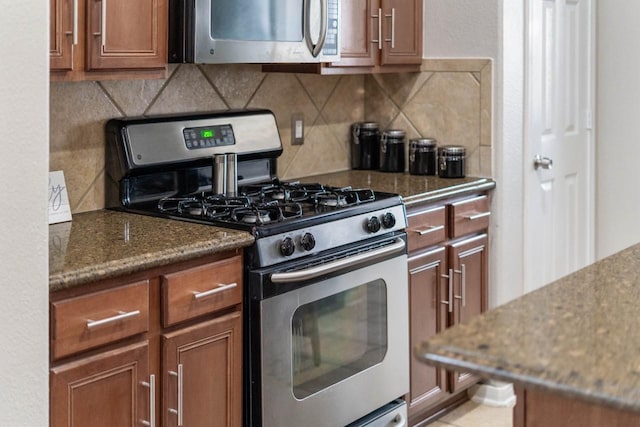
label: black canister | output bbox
[379,130,406,172]
[409,138,437,175]
[438,145,466,178]
[350,122,380,170]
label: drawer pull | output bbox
[415,225,445,236]
[465,212,491,221]
[192,282,237,300]
[86,310,141,330]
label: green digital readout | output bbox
[201,129,214,138]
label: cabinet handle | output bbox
[72,0,78,45]
[141,375,156,427]
[384,8,396,49]
[86,310,140,329]
[461,264,466,307]
[415,225,444,236]
[101,0,107,47]
[452,265,467,307]
[192,282,237,300]
[465,211,491,221]
[177,364,183,426]
[371,8,382,50]
[441,268,453,313]
[168,364,184,426]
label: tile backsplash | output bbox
[50,59,491,213]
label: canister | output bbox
[379,130,406,173]
[438,145,466,178]
[350,122,380,170]
[409,138,437,175]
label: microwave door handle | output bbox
[304,0,329,57]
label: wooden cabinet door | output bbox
[86,0,167,70]
[330,0,377,67]
[407,246,449,417]
[380,0,423,65]
[163,310,242,427]
[50,0,74,70]
[50,341,152,427]
[448,234,489,392]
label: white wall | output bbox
[0,0,49,425]
[596,1,640,259]
[424,0,500,60]
[424,0,525,307]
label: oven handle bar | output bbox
[270,238,406,284]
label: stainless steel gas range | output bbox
[105,110,409,427]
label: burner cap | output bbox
[317,194,347,207]
[240,210,272,224]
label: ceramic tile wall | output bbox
[364,59,492,177]
[50,60,491,213]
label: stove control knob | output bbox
[301,233,316,251]
[280,237,296,256]
[382,212,396,229]
[367,216,382,233]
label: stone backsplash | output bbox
[50,59,491,213]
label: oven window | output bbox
[210,0,303,42]
[291,279,388,399]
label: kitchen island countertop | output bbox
[417,242,640,413]
[49,210,254,292]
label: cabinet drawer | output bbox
[162,255,242,327]
[407,206,447,252]
[51,280,150,359]
[449,196,491,238]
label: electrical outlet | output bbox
[291,113,304,145]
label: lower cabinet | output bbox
[406,195,490,425]
[50,342,151,427]
[514,388,640,427]
[163,311,242,427]
[408,247,448,411]
[50,251,243,427]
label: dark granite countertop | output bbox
[50,173,493,292]
[417,243,640,413]
[302,170,495,206]
[49,210,254,292]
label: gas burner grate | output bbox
[240,181,330,204]
[231,202,304,225]
[313,188,376,208]
[157,193,251,219]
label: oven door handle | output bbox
[270,238,406,283]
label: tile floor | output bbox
[426,401,513,427]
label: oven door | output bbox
[259,237,409,427]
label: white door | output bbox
[523,0,595,293]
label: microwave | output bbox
[169,0,340,64]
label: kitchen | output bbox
[2,1,640,426]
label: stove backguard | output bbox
[105,109,282,209]
[107,157,277,208]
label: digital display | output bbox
[183,124,235,150]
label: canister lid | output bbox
[357,122,379,130]
[409,138,437,148]
[383,129,406,138]
[438,145,466,155]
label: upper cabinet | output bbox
[50,0,167,81]
[263,0,423,74]
[333,0,423,68]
